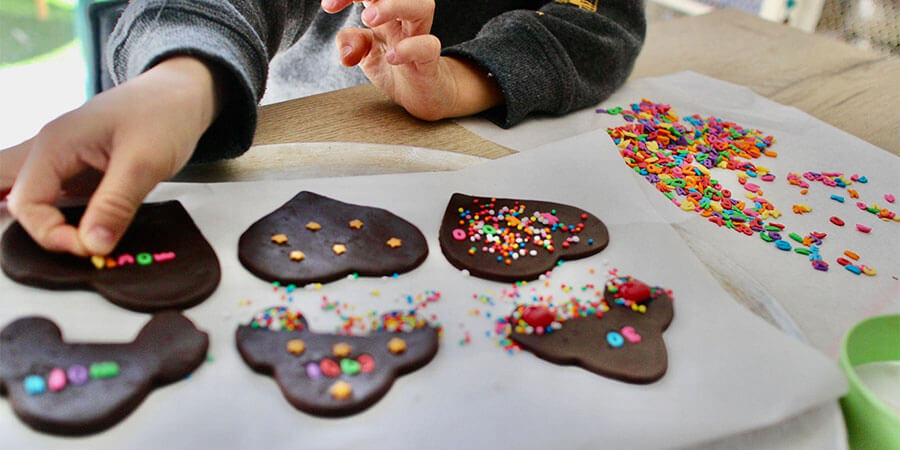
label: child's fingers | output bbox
[387,34,441,67]
[361,0,434,34]
[321,0,356,14]
[0,138,33,191]
[336,27,374,66]
[7,138,89,255]
[77,146,171,256]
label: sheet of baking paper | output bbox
[0,126,846,448]
[460,71,900,357]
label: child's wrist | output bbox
[147,56,230,131]
[444,56,503,118]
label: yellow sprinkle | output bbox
[387,337,407,354]
[286,339,306,355]
[333,342,352,358]
[329,381,353,400]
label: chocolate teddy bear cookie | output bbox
[1,201,221,312]
[509,276,674,383]
[0,311,209,435]
[235,307,439,417]
[439,193,609,282]
[238,191,428,285]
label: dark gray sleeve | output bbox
[107,0,315,163]
[442,1,646,128]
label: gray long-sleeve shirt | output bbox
[108,0,645,162]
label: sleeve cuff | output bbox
[107,2,267,162]
[442,10,576,129]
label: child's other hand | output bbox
[324,0,501,120]
[1,56,222,257]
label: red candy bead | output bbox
[619,280,652,303]
[522,305,555,328]
[320,359,341,377]
[358,354,375,373]
[830,216,845,226]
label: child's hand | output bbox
[1,57,222,257]
[324,0,502,120]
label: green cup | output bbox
[839,314,899,449]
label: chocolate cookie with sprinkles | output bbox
[235,307,439,417]
[439,193,610,282]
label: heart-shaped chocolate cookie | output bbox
[1,201,220,312]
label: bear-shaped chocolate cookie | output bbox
[0,311,209,435]
[509,276,674,383]
[1,201,220,312]
[235,307,438,417]
[439,193,609,282]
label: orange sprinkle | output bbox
[848,189,859,199]
[763,150,778,157]
[843,250,860,260]
[800,189,808,195]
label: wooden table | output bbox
[248,8,899,160]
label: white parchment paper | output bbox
[461,71,900,357]
[0,108,849,448]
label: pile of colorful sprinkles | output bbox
[600,99,885,277]
[327,290,443,336]
[243,290,445,338]
[248,306,305,331]
[453,198,592,265]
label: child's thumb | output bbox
[78,151,168,255]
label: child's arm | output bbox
[2,57,225,256]
[329,0,645,128]
[440,1,647,128]
[2,0,309,256]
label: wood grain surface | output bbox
[633,9,899,155]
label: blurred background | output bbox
[0,0,897,149]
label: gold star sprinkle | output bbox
[286,339,306,355]
[332,342,352,357]
[330,381,353,400]
[387,337,407,354]
[306,221,322,231]
[348,219,364,229]
[289,250,306,261]
[271,234,288,244]
[386,237,402,248]
[332,244,347,255]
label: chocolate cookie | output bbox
[509,276,674,383]
[439,193,609,282]
[0,311,209,435]
[235,307,439,417]
[238,191,428,285]
[1,201,220,312]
